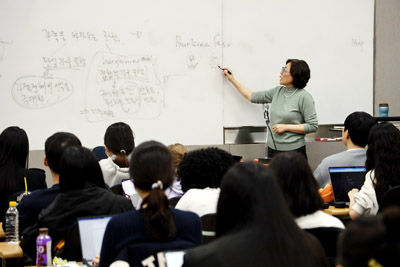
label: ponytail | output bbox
[112,149,130,168]
[141,180,176,240]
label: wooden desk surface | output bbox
[0,222,5,239]
[0,242,23,259]
[323,205,349,216]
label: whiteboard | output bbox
[0,0,374,149]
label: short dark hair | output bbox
[104,122,135,168]
[286,59,310,89]
[45,132,81,174]
[59,146,106,192]
[178,147,236,193]
[344,112,376,147]
[269,152,323,217]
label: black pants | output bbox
[267,145,308,161]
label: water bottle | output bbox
[36,228,52,266]
[5,201,19,244]
[379,103,389,117]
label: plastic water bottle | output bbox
[5,201,19,244]
[36,228,52,266]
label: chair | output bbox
[168,197,181,207]
[111,184,124,196]
[304,227,343,267]
[201,213,217,244]
[92,146,108,161]
[379,185,400,212]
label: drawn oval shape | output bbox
[12,76,74,108]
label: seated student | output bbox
[175,147,236,217]
[17,132,82,233]
[348,123,400,219]
[164,143,188,199]
[0,126,47,220]
[20,146,133,261]
[99,141,202,267]
[269,152,344,230]
[314,112,376,188]
[337,206,400,267]
[99,122,135,187]
[183,162,329,267]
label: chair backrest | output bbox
[304,227,343,267]
[379,185,400,212]
[168,197,181,207]
[111,184,124,196]
[201,213,217,244]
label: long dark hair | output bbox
[0,126,29,193]
[59,146,106,193]
[104,122,135,168]
[130,141,176,241]
[366,123,400,203]
[216,162,327,266]
[268,152,323,217]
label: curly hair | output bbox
[178,147,236,193]
[366,123,400,203]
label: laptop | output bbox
[78,215,112,266]
[329,166,366,205]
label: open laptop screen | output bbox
[329,166,366,203]
[78,216,112,264]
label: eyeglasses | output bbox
[281,67,290,73]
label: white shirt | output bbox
[175,187,220,217]
[353,170,379,216]
[296,210,345,229]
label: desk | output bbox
[323,206,349,216]
[0,224,4,239]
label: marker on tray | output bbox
[218,65,232,75]
[315,138,342,141]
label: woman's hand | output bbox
[92,254,100,266]
[272,124,287,134]
[348,188,359,200]
[221,67,234,82]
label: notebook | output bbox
[329,166,366,205]
[77,215,112,266]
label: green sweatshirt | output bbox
[251,86,318,151]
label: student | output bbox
[20,146,133,261]
[164,143,188,199]
[269,152,344,229]
[337,206,400,267]
[99,141,202,267]
[175,147,236,217]
[314,111,376,188]
[17,132,81,233]
[0,126,46,220]
[99,122,135,186]
[183,162,329,267]
[348,123,400,219]
[221,59,318,159]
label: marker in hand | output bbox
[218,66,232,75]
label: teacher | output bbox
[222,59,318,159]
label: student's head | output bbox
[167,143,189,176]
[285,59,310,89]
[343,111,376,147]
[217,162,291,236]
[130,141,176,240]
[178,147,236,193]
[366,123,400,202]
[269,152,323,217]
[104,122,135,168]
[44,132,82,174]
[337,206,400,267]
[59,146,106,193]
[0,126,29,168]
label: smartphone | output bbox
[121,179,136,196]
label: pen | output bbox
[218,65,232,75]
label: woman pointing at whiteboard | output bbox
[222,59,318,159]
